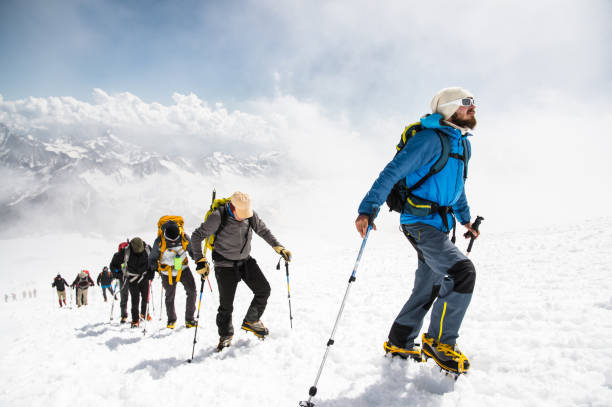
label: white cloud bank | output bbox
[1,87,610,235]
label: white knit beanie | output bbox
[430,87,474,120]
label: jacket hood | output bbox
[421,113,469,139]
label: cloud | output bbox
[2,79,611,234]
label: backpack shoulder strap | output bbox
[124,247,131,265]
[461,138,469,179]
[215,205,230,237]
[447,137,469,179]
[406,130,450,194]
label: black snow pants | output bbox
[214,257,270,337]
[128,278,150,323]
[118,279,129,318]
[161,267,197,323]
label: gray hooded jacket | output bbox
[191,205,281,268]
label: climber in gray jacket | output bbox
[191,191,292,350]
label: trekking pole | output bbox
[187,275,206,363]
[150,280,155,314]
[109,280,118,321]
[187,187,216,362]
[277,258,293,328]
[159,285,164,321]
[142,280,152,336]
[299,207,379,407]
[204,188,216,296]
[69,287,74,309]
[464,215,484,256]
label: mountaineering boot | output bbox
[120,316,127,324]
[63,299,67,305]
[167,321,176,329]
[131,320,140,328]
[421,333,470,374]
[141,313,152,321]
[185,320,198,328]
[383,341,422,362]
[241,320,269,339]
[59,299,63,308]
[216,335,233,352]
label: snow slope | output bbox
[1,218,611,406]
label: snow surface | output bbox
[1,219,611,406]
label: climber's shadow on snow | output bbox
[322,358,455,407]
[187,338,252,364]
[150,326,186,338]
[123,338,258,379]
[105,336,142,350]
[124,345,222,379]
[75,322,111,338]
[125,357,187,379]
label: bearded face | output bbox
[449,106,477,129]
[448,105,476,130]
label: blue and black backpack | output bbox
[386,120,469,218]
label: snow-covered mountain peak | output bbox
[0,123,285,233]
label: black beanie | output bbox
[164,222,180,241]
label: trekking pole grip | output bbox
[368,205,380,229]
[463,215,484,239]
[465,215,484,254]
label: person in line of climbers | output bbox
[148,216,198,329]
[52,274,69,307]
[96,266,115,302]
[190,191,292,351]
[110,238,154,327]
[109,240,131,323]
[71,270,94,307]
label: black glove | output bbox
[195,258,210,278]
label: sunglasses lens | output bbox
[461,98,473,106]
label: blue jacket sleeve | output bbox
[357,131,442,216]
[452,188,471,224]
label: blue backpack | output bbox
[385,120,468,216]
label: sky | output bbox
[2,0,610,115]
[1,0,611,230]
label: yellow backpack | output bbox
[156,215,190,285]
[203,198,232,254]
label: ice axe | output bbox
[463,215,484,255]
